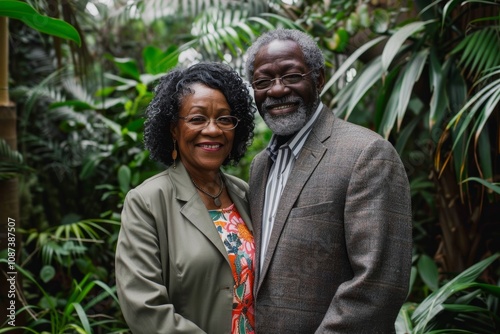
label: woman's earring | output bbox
[172,139,178,169]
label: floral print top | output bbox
[210,204,255,334]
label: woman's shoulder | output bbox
[127,169,172,197]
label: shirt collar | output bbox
[266,102,324,161]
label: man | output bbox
[245,29,412,333]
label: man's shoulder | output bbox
[329,115,385,143]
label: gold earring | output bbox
[172,139,178,168]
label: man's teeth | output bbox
[272,104,294,110]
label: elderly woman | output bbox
[115,62,256,334]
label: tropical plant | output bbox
[310,0,500,274]
[0,259,127,333]
[396,253,500,333]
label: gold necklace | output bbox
[191,173,224,207]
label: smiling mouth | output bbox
[267,103,298,115]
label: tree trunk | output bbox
[0,16,22,331]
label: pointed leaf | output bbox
[345,59,384,120]
[323,36,386,94]
[395,48,429,130]
[39,265,56,283]
[0,0,81,46]
[381,21,430,72]
[417,254,439,291]
[118,165,131,194]
[462,177,500,194]
[412,254,499,333]
[429,51,450,129]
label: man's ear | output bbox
[317,67,326,93]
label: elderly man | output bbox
[245,29,413,333]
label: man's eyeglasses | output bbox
[178,115,240,131]
[251,70,314,91]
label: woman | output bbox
[115,62,256,334]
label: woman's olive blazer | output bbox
[115,162,252,334]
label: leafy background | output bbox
[0,0,499,333]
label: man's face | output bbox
[251,40,324,136]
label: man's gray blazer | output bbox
[249,106,413,333]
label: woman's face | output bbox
[171,83,235,175]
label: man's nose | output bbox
[267,78,290,95]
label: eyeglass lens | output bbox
[252,70,313,90]
[181,115,239,130]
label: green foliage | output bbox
[0,0,81,46]
[0,259,127,333]
[223,114,272,181]
[5,0,500,333]
[396,253,500,334]
[0,138,32,180]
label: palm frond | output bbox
[140,0,268,20]
[453,27,500,81]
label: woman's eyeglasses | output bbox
[251,70,314,91]
[178,115,240,131]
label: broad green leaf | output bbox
[39,265,55,283]
[394,48,428,131]
[442,303,494,313]
[475,88,500,143]
[261,13,302,30]
[442,0,463,28]
[93,280,120,306]
[374,63,400,130]
[323,36,386,94]
[372,8,390,33]
[73,302,92,333]
[417,254,439,291]
[476,125,493,184]
[248,16,275,30]
[429,50,450,129]
[395,303,416,334]
[394,115,421,154]
[462,177,500,194]
[381,69,403,138]
[110,57,141,80]
[49,100,94,111]
[345,59,384,121]
[0,0,81,46]
[118,165,131,194]
[412,253,499,333]
[381,21,430,72]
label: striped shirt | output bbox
[260,102,324,271]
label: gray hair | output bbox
[245,29,325,84]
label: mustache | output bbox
[261,96,303,110]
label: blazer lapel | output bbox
[257,107,334,291]
[249,153,273,289]
[169,163,230,264]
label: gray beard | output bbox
[262,97,316,136]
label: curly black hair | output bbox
[144,62,256,167]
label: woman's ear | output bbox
[170,123,178,140]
